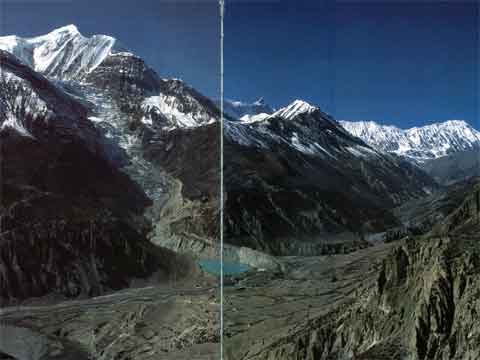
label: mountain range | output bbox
[340,119,480,162]
[340,120,480,184]
[1,24,480,360]
[219,98,273,121]
[0,24,221,304]
[223,97,479,186]
[223,99,437,254]
[2,24,478,276]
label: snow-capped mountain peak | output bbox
[0,24,127,80]
[1,25,221,136]
[253,97,266,106]
[220,97,274,121]
[340,119,480,162]
[239,113,270,123]
[49,24,80,35]
[272,99,318,120]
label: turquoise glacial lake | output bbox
[198,260,250,275]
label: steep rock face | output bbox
[224,100,437,255]
[251,181,480,360]
[62,30,221,256]
[422,149,480,185]
[85,52,160,96]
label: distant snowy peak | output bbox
[339,121,404,151]
[0,24,131,80]
[226,97,380,161]
[253,97,267,106]
[239,113,270,123]
[272,100,318,120]
[221,97,274,120]
[340,119,480,161]
[268,100,343,131]
[222,98,335,125]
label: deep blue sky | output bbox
[225,1,478,129]
[0,0,220,98]
[0,1,477,129]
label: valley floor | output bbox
[224,214,480,359]
[0,279,220,359]
[2,228,479,360]
[2,180,479,360]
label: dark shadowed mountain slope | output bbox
[422,148,480,185]
[0,50,196,305]
[224,100,438,255]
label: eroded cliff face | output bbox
[0,200,157,305]
[246,235,479,360]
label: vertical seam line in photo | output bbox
[219,0,225,359]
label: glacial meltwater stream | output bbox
[198,260,250,276]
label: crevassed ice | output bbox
[141,94,216,128]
